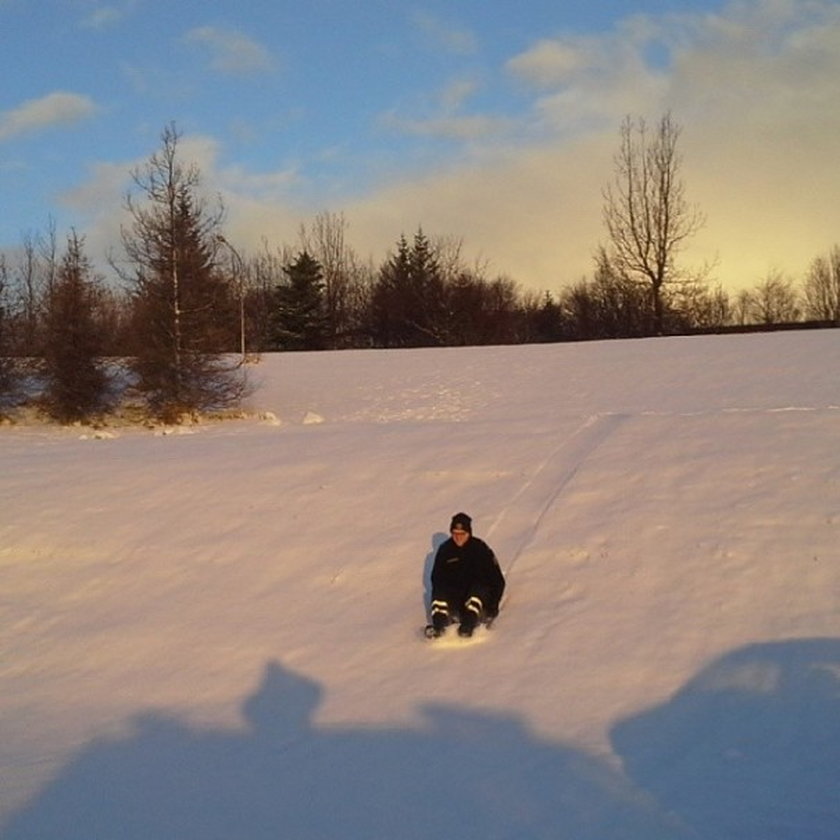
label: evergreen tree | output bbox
[371,234,411,347]
[40,232,110,422]
[528,292,567,343]
[371,229,446,347]
[0,263,20,413]
[122,124,244,421]
[272,250,328,350]
[442,271,486,345]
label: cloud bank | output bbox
[221,1,840,291]
[60,0,840,293]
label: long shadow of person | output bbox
[3,660,694,840]
[611,637,840,840]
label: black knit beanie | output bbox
[450,512,472,534]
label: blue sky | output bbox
[2,0,840,292]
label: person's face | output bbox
[451,527,470,547]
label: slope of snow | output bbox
[1,331,839,839]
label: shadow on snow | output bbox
[611,637,840,840]
[3,638,840,840]
[422,530,448,618]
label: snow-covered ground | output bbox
[2,331,839,839]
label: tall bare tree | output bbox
[742,271,801,325]
[298,211,376,348]
[804,245,840,323]
[299,212,345,348]
[121,123,245,421]
[601,112,705,334]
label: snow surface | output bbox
[1,331,839,839]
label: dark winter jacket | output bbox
[431,535,506,616]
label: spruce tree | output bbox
[371,229,446,347]
[0,268,20,414]
[272,250,328,350]
[371,234,411,347]
[40,232,110,423]
[122,124,244,421]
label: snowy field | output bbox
[1,331,839,839]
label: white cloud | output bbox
[379,77,512,142]
[80,4,131,29]
[218,164,301,201]
[439,78,479,113]
[506,39,596,87]
[84,8,120,27]
[411,11,478,55]
[506,24,667,136]
[59,159,133,260]
[379,110,511,141]
[185,26,274,75]
[0,92,98,141]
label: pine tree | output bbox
[371,229,446,347]
[0,265,20,414]
[272,250,328,350]
[371,234,411,348]
[40,232,110,423]
[122,124,244,421]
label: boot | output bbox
[458,614,477,637]
[432,612,450,635]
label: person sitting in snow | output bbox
[428,512,506,638]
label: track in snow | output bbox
[486,413,627,576]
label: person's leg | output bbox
[457,593,485,636]
[459,583,497,636]
[430,595,453,634]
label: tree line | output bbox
[1,119,838,424]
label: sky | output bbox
[2,0,840,293]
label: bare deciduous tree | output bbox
[741,270,802,325]
[803,245,840,323]
[602,112,706,334]
[299,211,374,348]
[668,279,732,330]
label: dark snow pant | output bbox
[431,585,494,631]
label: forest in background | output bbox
[1,119,837,424]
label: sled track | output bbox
[487,413,627,576]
